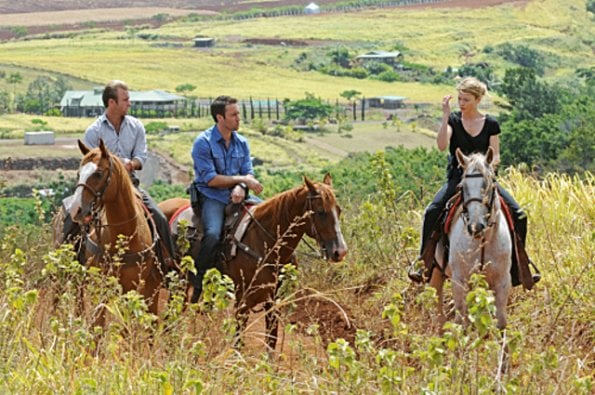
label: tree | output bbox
[497,68,564,121]
[7,72,22,112]
[175,83,196,94]
[340,90,361,101]
[328,47,351,68]
[0,90,10,114]
[284,93,333,122]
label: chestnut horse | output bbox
[159,174,348,350]
[429,147,512,331]
[64,139,164,327]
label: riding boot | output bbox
[513,233,540,290]
[409,229,441,283]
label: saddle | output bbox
[168,200,261,263]
[422,191,535,290]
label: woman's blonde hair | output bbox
[456,77,487,100]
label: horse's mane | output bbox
[465,152,494,179]
[253,181,336,226]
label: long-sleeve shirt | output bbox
[83,113,148,177]
[191,125,254,204]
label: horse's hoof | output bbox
[532,273,541,284]
[407,267,424,283]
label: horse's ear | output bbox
[78,139,90,155]
[486,146,494,165]
[98,138,109,158]
[323,172,332,187]
[455,148,468,168]
[304,175,317,194]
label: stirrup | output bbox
[529,260,541,284]
[407,260,424,283]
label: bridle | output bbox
[239,190,332,261]
[304,192,329,258]
[75,154,156,264]
[460,169,498,269]
[461,171,497,227]
[75,155,114,215]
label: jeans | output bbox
[190,196,227,290]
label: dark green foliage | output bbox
[375,70,400,82]
[284,93,334,121]
[147,181,188,202]
[495,43,547,75]
[500,86,594,172]
[587,0,595,13]
[328,146,445,205]
[328,47,352,68]
[0,197,51,228]
[364,62,393,76]
[457,63,496,88]
[497,68,565,121]
[144,121,168,134]
[16,75,72,115]
[175,83,196,94]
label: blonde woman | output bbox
[409,77,540,287]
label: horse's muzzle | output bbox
[322,239,348,262]
[467,222,486,239]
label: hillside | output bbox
[1,0,591,101]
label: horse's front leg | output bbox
[450,261,469,328]
[234,304,249,349]
[428,266,446,331]
[493,278,511,331]
[264,301,279,352]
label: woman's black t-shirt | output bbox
[446,111,501,180]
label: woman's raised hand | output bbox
[442,94,452,116]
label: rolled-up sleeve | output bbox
[192,137,218,184]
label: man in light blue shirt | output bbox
[63,80,175,267]
[189,95,263,302]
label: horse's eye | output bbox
[92,171,103,179]
[317,211,326,217]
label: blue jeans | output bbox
[190,196,226,290]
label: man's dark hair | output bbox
[211,95,237,123]
[102,80,128,108]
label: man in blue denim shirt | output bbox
[190,95,263,302]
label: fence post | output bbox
[275,99,280,120]
[267,98,271,120]
[250,97,255,120]
[242,101,248,122]
[361,97,365,121]
[352,101,356,121]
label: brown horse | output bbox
[63,139,164,327]
[159,174,348,350]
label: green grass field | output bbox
[0,0,591,101]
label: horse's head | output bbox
[304,173,348,262]
[456,147,498,239]
[69,139,116,224]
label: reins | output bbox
[78,153,158,266]
[460,170,499,270]
[236,190,327,262]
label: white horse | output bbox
[430,147,512,330]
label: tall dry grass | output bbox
[0,166,593,392]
